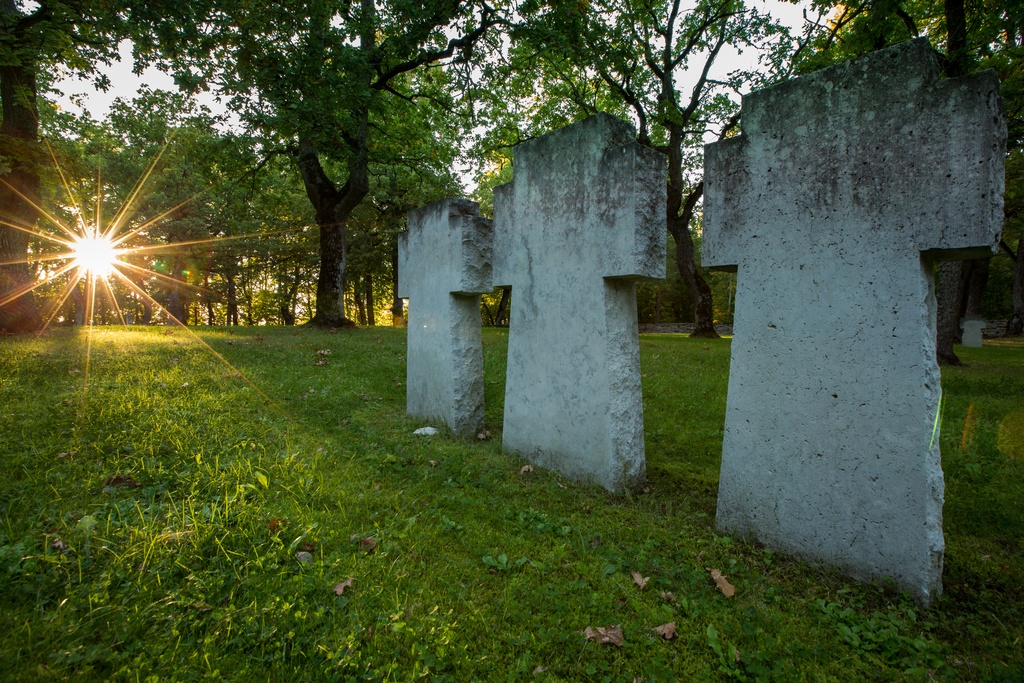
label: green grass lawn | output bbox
[1,326,1021,682]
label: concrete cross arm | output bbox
[703,38,1005,270]
[492,113,666,289]
[398,198,493,300]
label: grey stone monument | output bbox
[703,39,1004,604]
[397,198,493,436]
[961,317,985,348]
[493,114,666,493]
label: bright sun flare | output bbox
[71,232,118,278]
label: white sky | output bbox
[53,41,226,122]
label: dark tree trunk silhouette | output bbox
[296,138,367,327]
[936,261,964,366]
[390,247,404,326]
[365,273,375,326]
[1009,239,1023,335]
[226,273,238,326]
[0,8,42,332]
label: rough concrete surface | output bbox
[493,113,666,493]
[961,318,985,347]
[703,39,1005,604]
[398,198,493,436]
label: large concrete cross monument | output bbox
[493,113,666,493]
[703,39,1005,603]
[398,198,493,436]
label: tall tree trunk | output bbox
[72,282,85,326]
[168,288,186,325]
[963,257,989,315]
[295,138,368,327]
[226,272,238,326]
[0,49,43,333]
[203,269,214,325]
[494,287,510,327]
[390,245,404,326]
[1009,239,1023,336]
[365,273,375,326]
[936,261,964,365]
[354,275,367,325]
[667,179,718,338]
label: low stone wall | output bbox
[984,320,1011,338]
[638,323,734,335]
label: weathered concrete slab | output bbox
[703,39,1005,604]
[493,113,666,493]
[398,198,493,436]
[961,317,985,347]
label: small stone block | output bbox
[961,318,985,348]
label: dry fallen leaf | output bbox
[104,475,141,488]
[707,567,736,598]
[477,430,492,441]
[556,479,567,490]
[652,622,677,640]
[333,577,354,595]
[428,460,438,467]
[360,537,376,553]
[520,465,534,474]
[631,570,650,590]
[50,538,68,554]
[582,625,624,647]
[268,518,287,532]
[659,591,676,603]
[296,551,313,564]
[532,665,547,675]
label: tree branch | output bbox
[370,5,498,90]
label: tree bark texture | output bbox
[390,246,404,325]
[0,55,43,333]
[936,260,964,365]
[963,257,989,316]
[167,288,187,325]
[667,180,718,338]
[365,273,374,326]
[295,139,367,327]
[226,273,238,326]
[1010,239,1023,336]
[494,287,510,327]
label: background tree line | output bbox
[1,0,1021,356]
